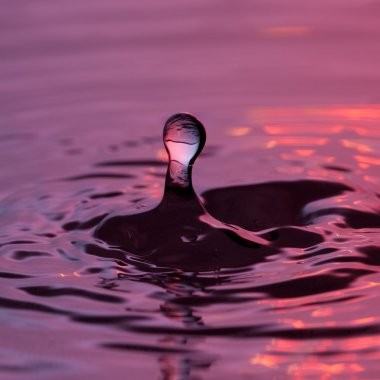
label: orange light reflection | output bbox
[266,137,328,147]
[251,106,380,142]
[250,354,281,369]
[341,139,373,153]
[58,272,80,278]
[288,361,364,379]
[355,155,380,166]
[293,149,315,157]
[260,26,312,37]
[312,308,333,318]
[228,127,251,137]
[352,317,376,325]
[264,125,344,135]
[251,336,370,379]
[252,105,380,121]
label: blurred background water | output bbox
[0,1,379,379]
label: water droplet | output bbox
[163,113,206,189]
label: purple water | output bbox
[1,1,380,379]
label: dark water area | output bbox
[1,1,380,379]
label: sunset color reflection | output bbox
[0,0,379,377]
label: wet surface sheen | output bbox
[1,1,380,379]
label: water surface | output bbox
[0,1,380,379]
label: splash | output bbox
[95,113,272,271]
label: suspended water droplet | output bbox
[163,113,206,189]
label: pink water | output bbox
[1,1,380,379]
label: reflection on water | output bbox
[1,103,379,379]
[1,0,380,379]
